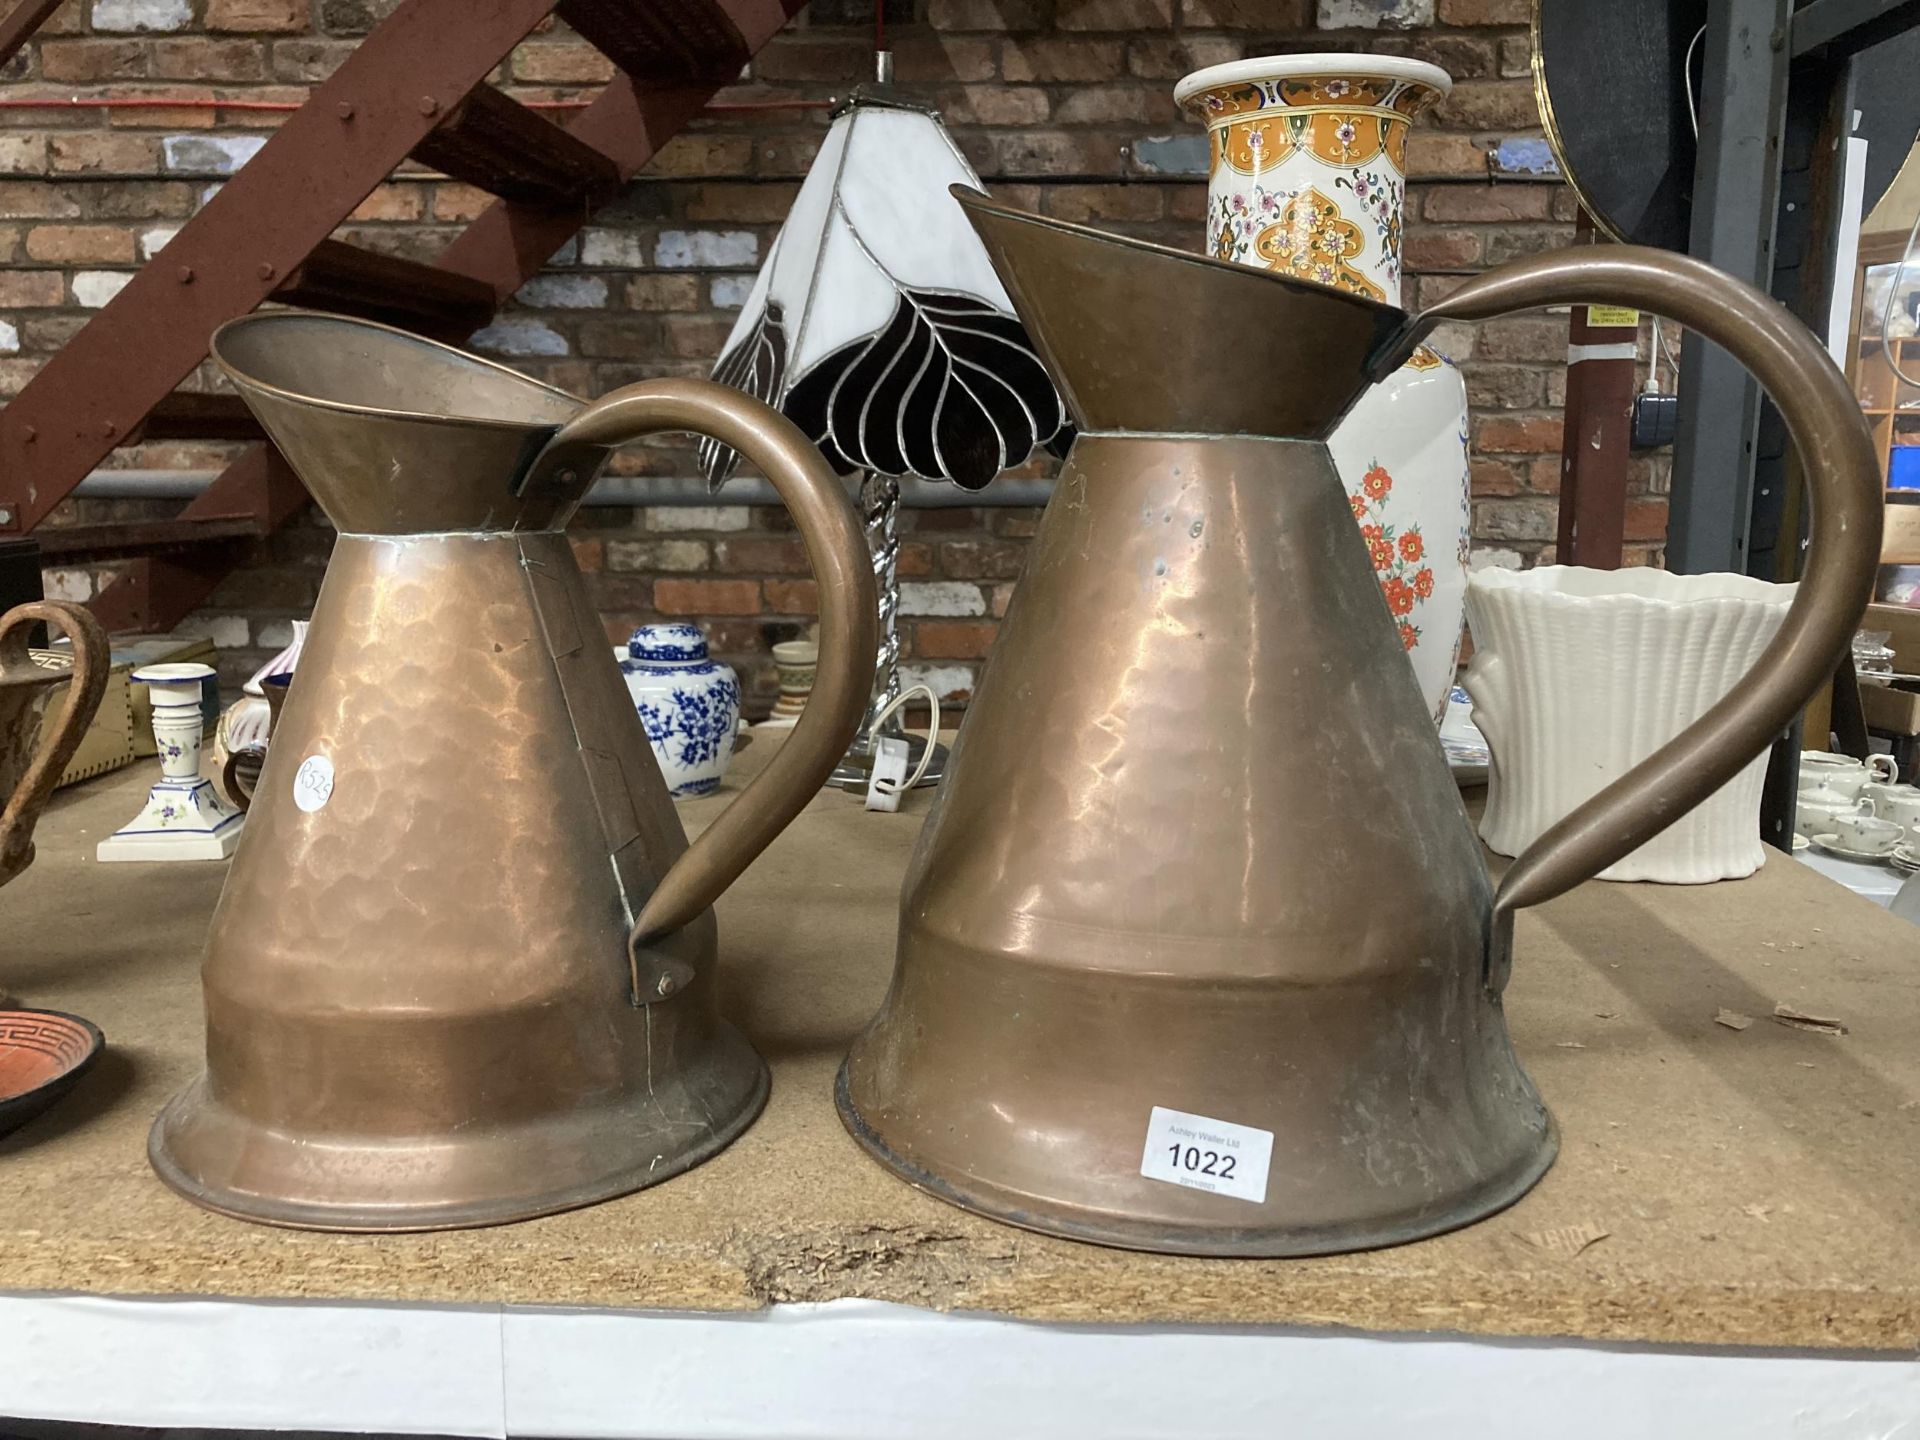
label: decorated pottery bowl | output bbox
[0,1008,104,1140]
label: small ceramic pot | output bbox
[768,638,818,728]
[619,624,741,799]
[221,673,293,812]
[1465,566,1795,883]
[219,619,306,757]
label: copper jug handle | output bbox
[531,379,880,950]
[0,601,110,885]
[1375,248,1883,984]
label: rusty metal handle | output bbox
[1388,248,1882,963]
[0,601,109,884]
[533,379,879,944]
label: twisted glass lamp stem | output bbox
[860,471,904,742]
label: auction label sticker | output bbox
[293,754,336,813]
[1139,1105,1273,1204]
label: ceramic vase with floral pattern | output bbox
[618,624,742,800]
[1175,54,1472,719]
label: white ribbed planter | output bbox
[1464,566,1795,884]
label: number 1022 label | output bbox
[1138,1105,1273,1204]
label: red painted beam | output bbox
[1555,215,1640,568]
[87,449,305,634]
[0,0,63,73]
[85,0,811,634]
[0,0,566,538]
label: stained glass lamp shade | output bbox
[700,91,1069,786]
[700,92,1068,490]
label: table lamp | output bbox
[699,78,1070,788]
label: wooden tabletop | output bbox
[2,739,1917,1351]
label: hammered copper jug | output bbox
[837,193,1883,1256]
[150,312,876,1231]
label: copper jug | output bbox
[150,312,877,1231]
[837,193,1882,1256]
[1,601,108,891]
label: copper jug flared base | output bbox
[151,1027,766,1232]
[837,1068,1556,1258]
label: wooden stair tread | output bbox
[36,516,260,562]
[412,84,620,208]
[274,240,497,337]
[558,0,751,81]
[132,392,265,444]
[0,0,812,633]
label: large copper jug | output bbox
[151,313,876,1231]
[837,194,1883,1256]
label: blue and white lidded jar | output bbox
[618,624,742,799]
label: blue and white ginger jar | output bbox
[619,624,741,799]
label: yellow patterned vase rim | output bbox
[1173,53,1452,122]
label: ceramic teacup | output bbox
[1798,750,1897,799]
[772,639,818,691]
[1796,790,1869,838]
[1824,812,1904,855]
[1865,780,1920,828]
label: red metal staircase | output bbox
[0,0,809,632]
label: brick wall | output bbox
[0,0,1668,709]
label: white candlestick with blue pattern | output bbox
[98,662,245,862]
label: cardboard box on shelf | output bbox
[28,649,136,788]
[1867,602,1920,664]
[1884,500,1920,563]
[1863,602,1920,737]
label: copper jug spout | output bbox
[838,199,1881,1256]
[954,186,1400,440]
[150,313,877,1231]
